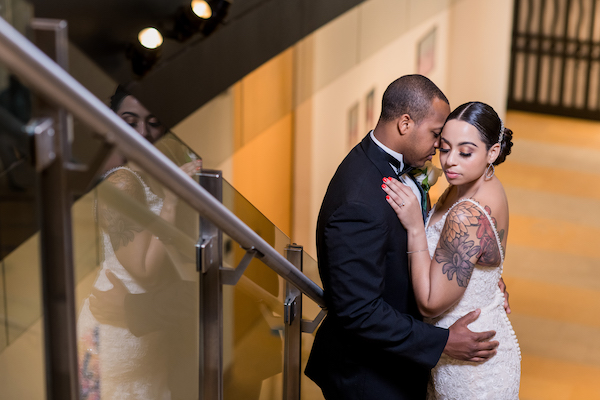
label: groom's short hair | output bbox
[380,75,449,125]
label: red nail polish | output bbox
[388,177,393,180]
[386,195,390,200]
[382,184,386,189]
[382,177,387,182]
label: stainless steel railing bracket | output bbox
[220,247,259,285]
[284,295,298,325]
[26,117,56,171]
[301,308,327,334]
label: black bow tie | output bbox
[382,151,413,177]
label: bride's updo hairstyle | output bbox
[445,101,513,166]
[110,84,131,112]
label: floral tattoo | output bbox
[435,235,480,287]
[475,205,503,267]
[99,207,143,251]
[436,201,503,287]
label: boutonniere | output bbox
[411,161,442,194]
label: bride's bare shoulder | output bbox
[476,179,508,213]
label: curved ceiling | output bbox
[29,0,364,128]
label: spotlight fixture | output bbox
[138,27,163,49]
[199,0,230,36]
[126,0,230,76]
[191,0,212,19]
[128,27,163,76]
[169,0,230,41]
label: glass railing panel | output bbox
[0,232,46,397]
[0,259,5,352]
[3,234,41,343]
[0,27,46,396]
[221,181,289,400]
[222,252,286,400]
[72,190,100,287]
[74,152,201,400]
[0,77,38,261]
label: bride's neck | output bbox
[454,175,487,201]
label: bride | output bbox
[382,101,521,399]
[77,88,201,399]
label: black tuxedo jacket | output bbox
[305,134,449,400]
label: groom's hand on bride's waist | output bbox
[442,309,499,363]
[89,270,129,329]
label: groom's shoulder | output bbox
[334,144,377,180]
[324,158,384,210]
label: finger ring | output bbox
[400,202,405,207]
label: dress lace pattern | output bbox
[424,198,521,400]
[78,166,170,400]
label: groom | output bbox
[305,75,499,399]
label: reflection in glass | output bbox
[0,74,36,261]
[0,23,43,394]
[221,182,287,400]
[76,159,200,399]
[0,260,5,352]
[75,88,202,399]
[0,71,40,349]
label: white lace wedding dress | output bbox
[424,198,521,400]
[77,166,170,400]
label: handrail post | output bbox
[32,19,80,400]
[284,244,303,400]
[197,170,224,400]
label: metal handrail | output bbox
[0,16,326,307]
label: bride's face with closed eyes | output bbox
[117,96,165,144]
[439,120,493,185]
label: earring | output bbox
[485,163,495,179]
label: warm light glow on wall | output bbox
[191,0,212,19]
[138,27,164,49]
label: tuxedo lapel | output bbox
[360,133,398,179]
[361,133,427,222]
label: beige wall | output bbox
[446,0,514,117]
[173,0,515,258]
[174,50,294,236]
[231,49,294,235]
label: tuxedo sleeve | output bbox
[322,201,448,369]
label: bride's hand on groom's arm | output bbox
[382,177,422,231]
[443,309,499,363]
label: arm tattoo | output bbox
[475,205,502,267]
[442,202,481,243]
[435,234,480,287]
[436,202,503,286]
[105,169,148,205]
[100,207,144,251]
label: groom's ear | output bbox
[397,114,412,136]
